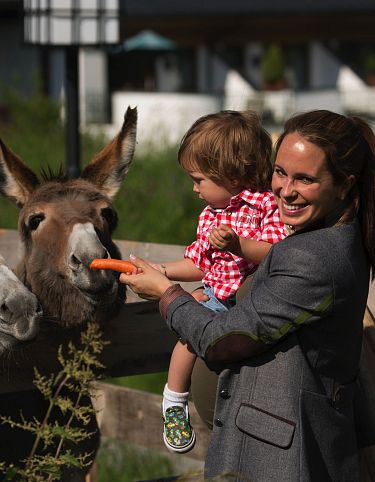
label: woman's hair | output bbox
[178,110,273,191]
[275,109,375,277]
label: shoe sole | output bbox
[163,429,196,454]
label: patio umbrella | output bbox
[121,30,177,51]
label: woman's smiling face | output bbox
[272,132,349,231]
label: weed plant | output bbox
[0,322,107,481]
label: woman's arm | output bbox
[121,241,333,365]
[158,242,333,363]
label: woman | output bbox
[120,110,375,482]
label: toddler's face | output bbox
[187,169,241,209]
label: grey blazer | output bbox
[164,220,369,482]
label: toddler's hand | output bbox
[191,287,209,303]
[148,262,168,276]
[209,224,240,253]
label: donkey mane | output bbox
[40,164,68,183]
[20,179,112,205]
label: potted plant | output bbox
[363,51,375,86]
[261,44,287,90]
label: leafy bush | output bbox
[113,147,202,244]
[261,44,285,86]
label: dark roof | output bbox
[120,0,375,16]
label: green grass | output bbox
[106,372,167,394]
[96,439,175,482]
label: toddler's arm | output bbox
[151,258,204,282]
[209,224,272,264]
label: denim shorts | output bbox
[200,285,236,313]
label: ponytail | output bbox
[351,117,375,279]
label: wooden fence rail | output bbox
[0,229,200,393]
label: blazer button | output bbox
[214,418,223,427]
[219,388,230,399]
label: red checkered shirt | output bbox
[184,189,288,301]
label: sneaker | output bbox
[162,405,196,453]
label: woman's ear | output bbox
[339,174,356,200]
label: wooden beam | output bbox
[0,229,199,394]
[0,300,178,394]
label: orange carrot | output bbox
[89,258,137,274]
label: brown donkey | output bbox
[0,106,137,480]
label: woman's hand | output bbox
[209,224,241,255]
[119,256,173,300]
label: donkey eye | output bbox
[101,207,117,229]
[28,214,45,231]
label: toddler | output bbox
[153,110,288,453]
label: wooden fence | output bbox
[0,229,375,481]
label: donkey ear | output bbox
[81,106,137,199]
[0,139,39,207]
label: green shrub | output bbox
[96,439,174,482]
[363,50,375,75]
[261,44,285,86]
[113,148,202,244]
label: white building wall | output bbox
[294,89,343,114]
[211,53,230,94]
[309,41,341,89]
[196,45,209,93]
[111,92,222,150]
[244,43,263,89]
[80,48,108,124]
[223,69,256,111]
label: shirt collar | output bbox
[229,189,254,208]
[207,189,255,213]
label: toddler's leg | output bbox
[167,340,197,394]
[162,341,196,453]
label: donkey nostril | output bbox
[36,302,43,316]
[70,254,82,268]
[0,303,12,325]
